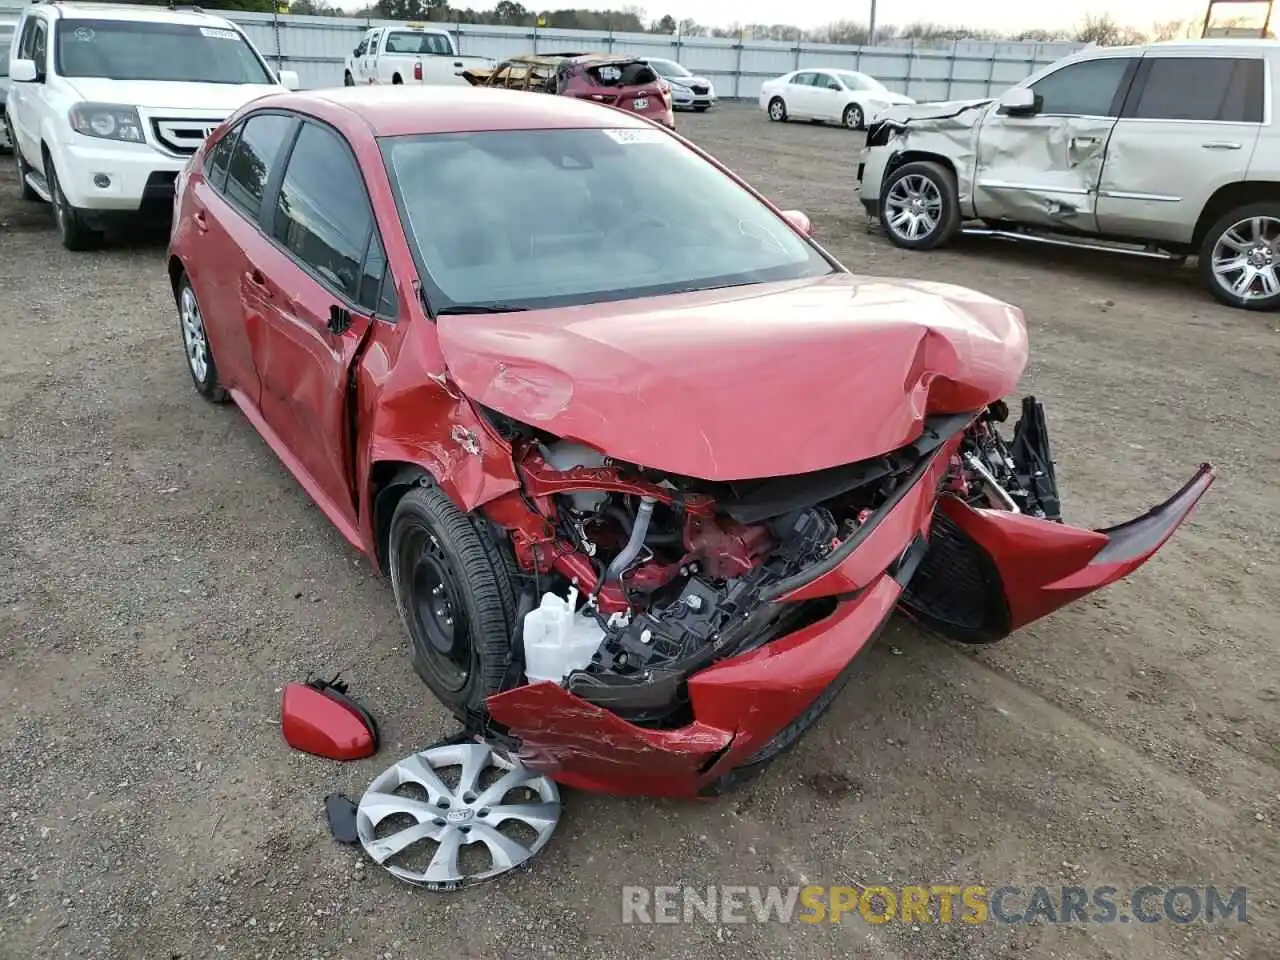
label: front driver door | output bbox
[972,54,1139,233]
[248,118,389,528]
[785,71,817,118]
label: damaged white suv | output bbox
[857,40,1280,311]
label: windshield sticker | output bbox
[199,27,239,40]
[602,128,666,144]
[70,26,95,41]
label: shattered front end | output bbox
[472,401,1214,798]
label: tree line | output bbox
[112,2,1238,46]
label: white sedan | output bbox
[759,69,915,130]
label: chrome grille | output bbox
[151,118,223,156]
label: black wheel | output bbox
[767,97,787,122]
[343,70,354,87]
[392,74,403,85]
[10,125,39,202]
[175,273,230,402]
[842,103,864,130]
[1199,202,1280,310]
[46,156,101,251]
[878,159,961,251]
[389,485,518,722]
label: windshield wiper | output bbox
[436,304,531,315]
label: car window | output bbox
[1029,57,1134,117]
[381,127,833,312]
[359,231,398,317]
[353,37,367,57]
[273,120,373,302]
[816,73,840,91]
[224,113,294,220]
[384,31,451,55]
[203,122,240,191]
[55,19,273,84]
[1128,57,1264,123]
[790,71,814,85]
[25,18,47,69]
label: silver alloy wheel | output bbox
[769,98,785,121]
[1210,215,1280,301]
[845,104,863,129]
[884,173,944,242]
[357,742,561,888]
[179,285,209,383]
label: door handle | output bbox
[245,268,273,298]
[1202,141,1242,150]
[1070,136,1099,148]
[192,210,207,232]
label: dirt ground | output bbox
[1,102,1278,960]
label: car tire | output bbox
[343,70,354,86]
[10,126,40,202]
[392,74,403,85]
[45,156,101,252]
[767,97,787,122]
[878,160,961,250]
[175,274,230,403]
[842,103,864,130]
[1199,202,1280,310]
[389,485,519,725]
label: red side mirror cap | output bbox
[281,679,380,761]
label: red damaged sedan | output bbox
[168,86,1215,799]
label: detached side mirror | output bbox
[781,209,812,237]
[997,86,1038,117]
[9,58,38,83]
[278,69,300,90]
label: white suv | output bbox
[5,1,297,250]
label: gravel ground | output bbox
[1,102,1278,960]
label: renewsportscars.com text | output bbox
[621,884,1248,925]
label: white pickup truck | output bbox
[343,23,493,86]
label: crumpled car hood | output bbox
[437,273,1028,481]
[879,97,993,126]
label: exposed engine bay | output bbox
[479,398,1062,729]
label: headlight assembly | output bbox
[69,103,145,144]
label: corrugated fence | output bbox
[0,5,1085,100]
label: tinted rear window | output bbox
[1128,57,1264,123]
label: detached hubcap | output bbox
[1212,215,1280,300]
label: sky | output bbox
[528,1,1225,33]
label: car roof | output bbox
[264,85,663,137]
[33,1,234,26]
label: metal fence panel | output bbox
[0,4,1084,100]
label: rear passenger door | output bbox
[1095,53,1264,245]
[250,118,396,526]
[786,71,817,117]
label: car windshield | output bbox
[384,30,452,55]
[0,27,12,76]
[648,58,691,77]
[381,127,833,311]
[54,19,274,84]
[836,71,887,92]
